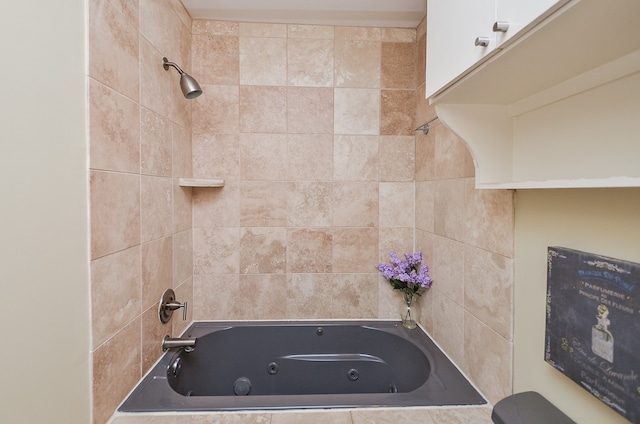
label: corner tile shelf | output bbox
[178,178,225,188]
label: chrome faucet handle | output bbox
[158,289,188,323]
[164,300,188,321]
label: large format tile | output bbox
[434,125,475,179]
[91,246,141,349]
[88,0,139,100]
[331,273,378,318]
[193,85,239,135]
[332,228,378,273]
[193,179,240,228]
[93,319,141,424]
[429,407,494,424]
[192,33,239,85]
[90,171,140,259]
[433,179,465,242]
[271,410,352,424]
[352,408,435,424]
[430,235,465,306]
[334,88,380,135]
[334,39,381,88]
[379,182,415,228]
[464,311,513,405]
[239,133,288,180]
[287,228,333,273]
[287,182,333,227]
[379,136,415,181]
[193,227,240,275]
[415,181,434,232]
[173,229,193,286]
[89,79,140,173]
[333,135,379,181]
[381,42,417,89]
[239,181,290,227]
[192,133,240,180]
[464,180,515,258]
[287,87,334,134]
[381,90,416,136]
[239,37,287,86]
[287,134,333,181]
[141,235,173,310]
[432,290,465,367]
[464,245,514,339]
[239,227,287,274]
[140,107,171,177]
[285,273,334,319]
[239,86,287,133]
[193,19,239,36]
[288,38,334,87]
[333,181,379,227]
[140,176,173,243]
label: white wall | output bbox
[514,188,640,424]
[0,1,91,423]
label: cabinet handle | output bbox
[493,21,510,32]
[474,37,490,47]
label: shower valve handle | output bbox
[165,301,188,321]
[158,289,188,323]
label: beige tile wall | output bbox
[91,7,516,422]
[190,21,419,322]
[413,19,515,405]
[88,0,195,422]
[189,13,515,405]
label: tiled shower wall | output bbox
[189,22,419,321]
[88,0,195,422]
[414,21,515,404]
[88,4,515,422]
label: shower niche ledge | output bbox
[428,0,640,189]
[179,178,225,188]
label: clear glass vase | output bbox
[401,291,417,329]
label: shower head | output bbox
[162,57,202,99]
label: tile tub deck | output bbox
[109,405,494,423]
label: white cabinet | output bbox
[426,0,640,189]
[426,0,496,98]
[426,0,567,97]
[495,0,562,44]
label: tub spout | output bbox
[162,335,197,352]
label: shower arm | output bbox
[162,57,185,75]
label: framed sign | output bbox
[545,247,640,422]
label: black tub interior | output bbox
[169,325,429,396]
[119,321,486,412]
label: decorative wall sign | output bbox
[545,247,640,422]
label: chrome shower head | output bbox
[162,57,202,99]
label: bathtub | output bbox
[118,320,486,412]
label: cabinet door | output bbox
[495,0,566,44]
[426,0,496,97]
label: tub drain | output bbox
[233,377,252,396]
[169,356,182,377]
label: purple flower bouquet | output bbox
[377,250,433,298]
[378,250,432,328]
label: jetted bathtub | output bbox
[118,320,486,412]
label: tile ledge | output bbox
[179,178,225,188]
